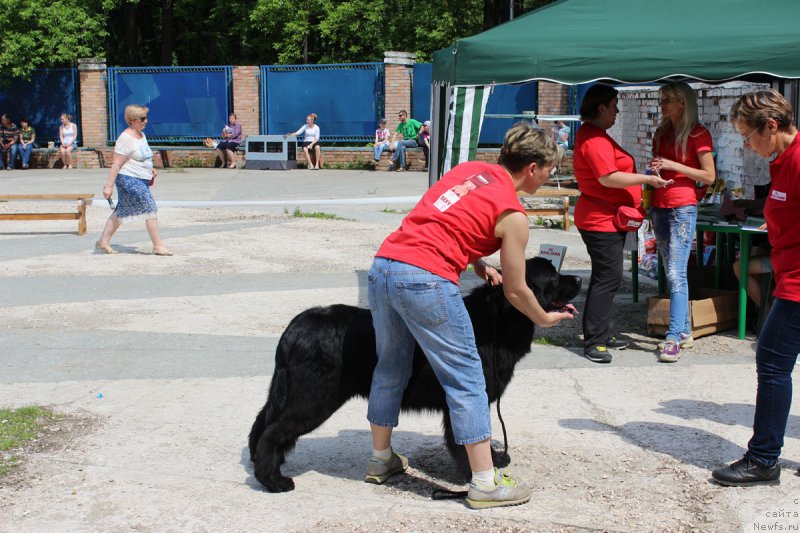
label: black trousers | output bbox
[578,228,627,348]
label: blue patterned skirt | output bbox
[114,174,157,221]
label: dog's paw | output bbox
[262,476,295,493]
[491,448,511,469]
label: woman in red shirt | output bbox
[366,124,573,509]
[712,90,800,487]
[572,84,671,363]
[649,82,716,363]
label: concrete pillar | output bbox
[383,51,416,131]
[78,58,108,148]
[232,66,260,138]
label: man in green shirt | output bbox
[389,110,421,172]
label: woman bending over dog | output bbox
[365,122,574,509]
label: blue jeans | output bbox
[652,205,697,341]
[373,142,389,161]
[18,143,32,166]
[392,139,418,168]
[1,144,18,169]
[746,297,800,466]
[366,257,491,445]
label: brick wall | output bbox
[537,82,570,140]
[384,52,416,132]
[78,58,108,152]
[610,82,771,194]
[232,66,260,140]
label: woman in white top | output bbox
[59,114,78,169]
[287,113,323,170]
[96,104,172,256]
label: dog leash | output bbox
[432,286,510,501]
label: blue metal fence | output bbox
[412,63,432,123]
[414,64,538,144]
[107,66,233,143]
[260,63,384,142]
[480,82,539,144]
[0,68,80,146]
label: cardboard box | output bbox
[647,288,738,339]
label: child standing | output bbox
[418,120,431,171]
[373,118,391,162]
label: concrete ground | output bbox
[1,167,798,532]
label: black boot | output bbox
[712,456,780,486]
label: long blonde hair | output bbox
[654,82,699,160]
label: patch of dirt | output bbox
[0,410,100,491]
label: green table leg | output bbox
[738,233,751,339]
[632,249,639,303]
[714,233,723,289]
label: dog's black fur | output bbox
[248,257,581,492]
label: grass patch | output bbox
[173,157,204,168]
[286,207,350,220]
[380,207,410,214]
[323,159,375,170]
[0,406,59,477]
[533,336,566,346]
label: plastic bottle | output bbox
[642,169,654,209]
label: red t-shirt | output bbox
[765,133,800,303]
[652,124,713,208]
[377,161,524,284]
[572,123,642,232]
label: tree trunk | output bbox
[123,2,138,65]
[161,0,174,65]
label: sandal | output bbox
[228,164,236,169]
[153,247,174,256]
[95,241,117,254]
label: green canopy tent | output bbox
[429,0,800,182]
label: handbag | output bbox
[586,195,646,232]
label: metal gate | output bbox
[260,63,384,142]
[107,66,233,143]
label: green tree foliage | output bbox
[1,0,555,72]
[0,0,110,77]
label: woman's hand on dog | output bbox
[538,310,575,327]
[472,260,503,286]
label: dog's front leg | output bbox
[441,412,471,481]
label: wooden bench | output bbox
[518,188,575,231]
[0,194,94,235]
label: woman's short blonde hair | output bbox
[730,89,794,132]
[124,104,149,125]
[498,122,560,172]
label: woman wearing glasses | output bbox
[712,89,800,487]
[572,83,672,364]
[96,104,172,256]
[648,82,716,363]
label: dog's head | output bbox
[525,257,582,313]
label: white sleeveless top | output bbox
[61,124,75,146]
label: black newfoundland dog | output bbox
[248,257,581,492]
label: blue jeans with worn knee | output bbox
[18,143,32,166]
[392,139,418,169]
[374,142,389,161]
[746,297,800,466]
[367,257,491,445]
[1,144,18,169]
[652,205,697,341]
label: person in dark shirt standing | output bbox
[0,114,19,171]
